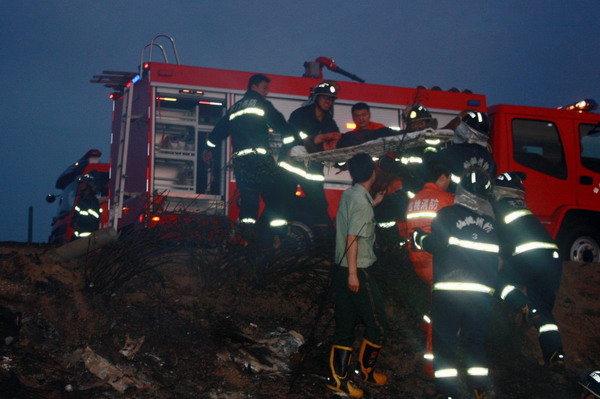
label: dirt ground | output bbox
[0,225,598,399]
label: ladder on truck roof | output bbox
[111,35,181,230]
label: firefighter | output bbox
[327,153,387,398]
[491,171,565,371]
[412,168,499,399]
[433,109,497,191]
[207,74,298,234]
[283,80,342,227]
[71,176,101,239]
[405,161,454,379]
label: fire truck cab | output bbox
[489,103,600,262]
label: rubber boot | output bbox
[356,338,387,385]
[326,345,364,398]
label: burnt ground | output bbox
[0,222,599,399]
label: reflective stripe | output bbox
[451,174,461,184]
[552,251,559,259]
[513,241,559,255]
[504,209,532,224]
[425,139,441,145]
[232,147,268,158]
[207,139,216,148]
[75,231,92,237]
[406,211,437,220]
[377,221,396,228]
[299,131,308,140]
[229,107,264,121]
[538,324,559,335]
[423,314,431,324]
[400,156,423,164]
[278,161,325,181]
[433,282,495,295]
[500,285,516,300]
[240,218,256,224]
[407,191,415,199]
[282,136,295,144]
[88,209,100,219]
[74,206,81,212]
[79,210,89,216]
[467,367,489,376]
[269,219,287,227]
[424,353,434,360]
[435,368,458,378]
[448,236,499,253]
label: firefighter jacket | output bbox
[288,103,339,154]
[492,195,558,259]
[422,204,499,293]
[406,182,455,285]
[434,143,497,183]
[72,194,101,238]
[208,89,297,153]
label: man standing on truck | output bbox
[327,153,387,398]
[411,168,499,399]
[283,80,342,227]
[351,102,386,131]
[207,74,298,233]
[492,171,565,371]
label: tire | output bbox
[282,221,314,252]
[559,225,600,263]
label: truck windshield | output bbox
[580,123,600,173]
[56,180,78,217]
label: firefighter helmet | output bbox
[494,171,526,191]
[460,168,492,198]
[403,104,437,131]
[312,80,338,98]
[459,109,490,137]
[579,369,600,399]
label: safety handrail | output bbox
[139,34,181,76]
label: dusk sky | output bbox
[1,1,599,243]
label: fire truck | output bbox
[89,35,600,262]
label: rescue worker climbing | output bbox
[71,175,101,239]
[412,168,499,399]
[405,161,454,379]
[207,74,298,235]
[284,80,342,227]
[491,171,565,371]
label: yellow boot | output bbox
[326,345,364,398]
[356,338,387,385]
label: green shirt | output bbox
[335,183,377,268]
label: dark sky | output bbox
[1,1,599,242]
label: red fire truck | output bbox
[90,35,600,262]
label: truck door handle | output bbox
[580,176,593,185]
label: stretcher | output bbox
[288,128,454,165]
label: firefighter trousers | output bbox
[432,290,493,395]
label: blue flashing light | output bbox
[467,99,481,107]
[131,75,141,84]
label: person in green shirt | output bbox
[326,153,387,398]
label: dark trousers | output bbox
[498,249,563,360]
[232,154,296,224]
[332,266,387,348]
[432,290,493,395]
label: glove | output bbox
[411,227,428,250]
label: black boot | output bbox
[326,345,364,398]
[356,338,387,385]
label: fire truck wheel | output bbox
[560,225,600,263]
[282,221,314,252]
